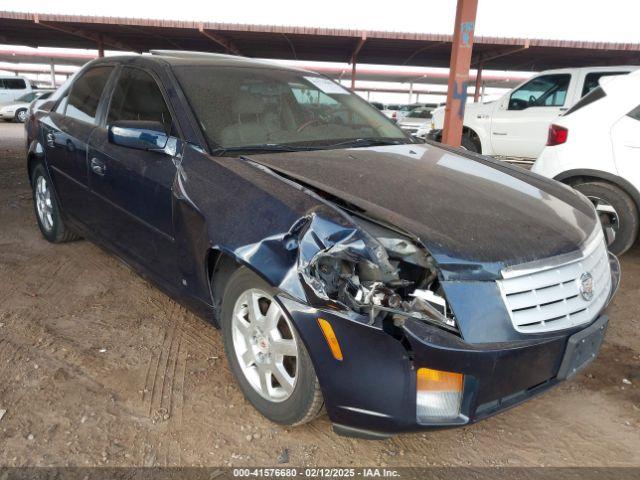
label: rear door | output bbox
[42,66,115,225]
[86,66,179,281]
[490,74,572,158]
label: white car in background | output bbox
[0,90,54,122]
[398,104,438,137]
[532,70,640,255]
[0,75,33,104]
[429,66,638,158]
[382,104,412,122]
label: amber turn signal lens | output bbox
[317,318,343,361]
[417,367,463,392]
[416,368,463,421]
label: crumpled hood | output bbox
[245,143,598,279]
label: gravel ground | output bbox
[0,122,638,468]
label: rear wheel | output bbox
[31,162,81,243]
[220,267,323,426]
[573,180,639,255]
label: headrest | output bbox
[233,92,265,116]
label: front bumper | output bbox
[0,110,16,120]
[279,295,609,437]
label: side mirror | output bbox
[108,120,170,153]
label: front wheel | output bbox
[31,162,81,243]
[573,180,639,255]
[15,109,28,123]
[460,132,480,153]
[220,267,323,426]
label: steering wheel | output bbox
[529,95,538,106]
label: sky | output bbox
[3,0,640,42]
[2,0,639,103]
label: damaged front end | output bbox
[296,213,458,336]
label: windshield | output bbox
[16,92,36,102]
[173,65,409,153]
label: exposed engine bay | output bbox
[298,214,458,334]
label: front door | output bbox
[87,66,179,283]
[490,73,572,159]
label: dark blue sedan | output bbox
[25,51,620,438]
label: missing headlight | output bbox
[299,214,459,335]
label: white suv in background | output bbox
[532,70,640,255]
[429,66,639,159]
[0,76,33,104]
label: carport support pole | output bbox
[97,35,105,58]
[442,0,478,147]
[351,59,357,91]
[49,61,56,88]
[473,61,483,102]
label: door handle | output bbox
[46,132,55,148]
[90,157,106,176]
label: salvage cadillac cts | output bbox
[26,52,621,438]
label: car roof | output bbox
[540,65,640,75]
[90,51,316,75]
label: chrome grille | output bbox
[497,230,612,334]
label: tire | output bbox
[461,132,480,153]
[31,162,81,243]
[573,180,639,255]
[220,267,323,426]
[15,109,27,123]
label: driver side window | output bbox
[508,74,571,110]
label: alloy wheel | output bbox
[35,175,54,232]
[588,195,619,246]
[231,288,299,402]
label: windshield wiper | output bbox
[321,138,409,149]
[213,144,318,156]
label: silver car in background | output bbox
[1,90,54,122]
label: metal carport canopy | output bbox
[1,11,640,69]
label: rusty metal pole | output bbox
[473,61,483,102]
[442,0,478,147]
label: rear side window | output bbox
[107,67,173,133]
[1,78,27,89]
[581,71,628,97]
[65,66,114,124]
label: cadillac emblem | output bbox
[579,272,594,301]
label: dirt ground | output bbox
[0,121,638,468]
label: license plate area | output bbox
[557,315,608,380]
